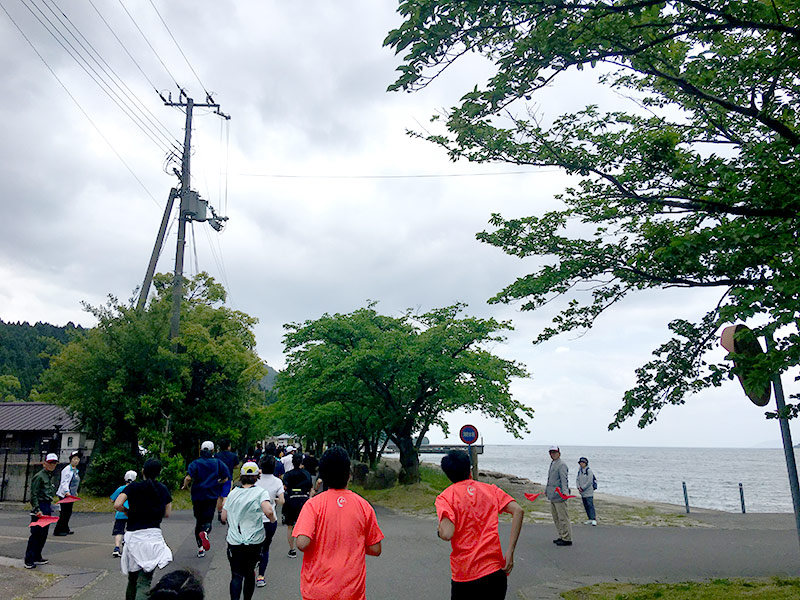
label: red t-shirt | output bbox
[293,489,384,600]
[435,479,514,582]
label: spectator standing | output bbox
[182,440,230,557]
[283,453,312,557]
[293,447,383,600]
[110,470,138,557]
[216,439,240,523]
[254,455,285,588]
[222,461,276,600]
[114,458,173,600]
[23,453,59,569]
[546,445,573,546]
[53,450,81,536]
[436,450,523,599]
[576,457,597,526]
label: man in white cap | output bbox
[24,453,59,568]
[182,440,230,557]
[280,446,296,473]
[546,445,573,546]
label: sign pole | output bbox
[765,331,800,553]
[459,424,480,480]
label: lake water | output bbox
[419,445,800,513]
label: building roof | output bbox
[0,402,81,432]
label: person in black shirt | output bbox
[114,458,173,600]
[215,439,239,522]
[282,453,312,558]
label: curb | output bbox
[0,556,106,599]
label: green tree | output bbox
[39,272,267,468]
[278,303,532,483]
[0,374,21,401]
[385,1,800,428]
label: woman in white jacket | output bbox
[53,451,81,536]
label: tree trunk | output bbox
[396,436,420,484]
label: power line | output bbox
[38,0,181,154]
[20,0,175,155]
[0,0,161,208]
[116,0,180,89]
[147,0,208,95]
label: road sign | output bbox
[459,424,479,445]
[720,324,771,406]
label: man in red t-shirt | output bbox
[294,447,383,600]
[436,449,524,599]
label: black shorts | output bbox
[112,518,128,536]
[282,496,308,526]
[451,569,507,600]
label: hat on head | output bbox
[548,445,560,452]
[70,450,81,458]
[45,453,59,463]
[201,440,214,452]
[285,445,295,453]
[124,470,138,482]
[241,461,259,475]
[578,457,588,464]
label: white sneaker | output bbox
[583,520,593,525]
[590,520,597,526]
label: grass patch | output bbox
[561,577,800,599]
[73,487,193,512]
[351,463,450,516]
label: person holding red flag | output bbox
[546,445,573,546]
[24,453,59,568]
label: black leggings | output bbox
[193,499,216,546]
[227,543,261,600]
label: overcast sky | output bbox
[1,1,796,449]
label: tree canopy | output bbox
[39,272,267,466]
[385,1,800,428]
[274,303,532,483]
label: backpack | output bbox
[592,474,598,490]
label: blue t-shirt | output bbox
[188,456,230,501]
[110,484,129,520]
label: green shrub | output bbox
[82,446,141,495]
[148,453,185,491]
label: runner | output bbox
[436,449,524,599]
[282,452,312,558]
[254,455,285,588]
[215,439,240,523]
[114,458,173,600]
[23,453,59,569]
[110,470,138,557]
[293,447,383,600]
[221,461,276,600]
[182,440,230,557]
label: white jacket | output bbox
[56,465,79,498]
[121,528,173,574]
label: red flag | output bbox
[57,495,81,504]
[555,487,576,500]
[523,492,541,502]
[29,515,59,527]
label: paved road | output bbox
[0,507,798,599]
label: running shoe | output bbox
[112,547,122,558]
[287,549,297,558]
[256,576,266,588]
[199,531,211,551]
[197,548,205,558]
[24,563,35,569]
[34,559,49,565]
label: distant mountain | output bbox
[259,362,278,391]
[0,319,85,397]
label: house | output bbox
[0,402,92,462]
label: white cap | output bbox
[45,453,59,462]
[285,445,295,453]
[241,461,259,475]
[124,470,137,482]
[548,445,560,452]
[201,440,215,452]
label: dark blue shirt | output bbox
[187,456,230,501]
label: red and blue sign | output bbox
[459,424,479,445]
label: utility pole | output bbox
[136,89,229,334]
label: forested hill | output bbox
[0,319,85,398]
